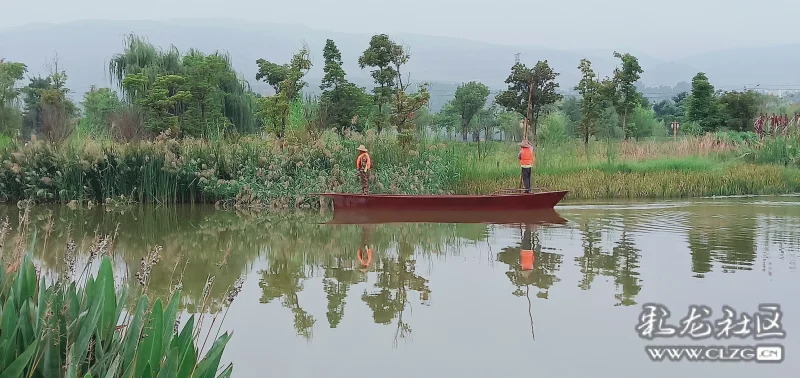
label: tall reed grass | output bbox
[0,130,458,208]
[453,135,800,197]
[3,129,799,205]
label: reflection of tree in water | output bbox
[496,225,562,299]
[7,205,264,313]
[323,260,366,328]
[258,258,317,340]
[686,209,757,277]
[574,219,642,306]
[362,237,431,346]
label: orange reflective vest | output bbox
[519,147,534,168]
[520,250,535,271]
[357,247,373,266]
[356,152,372,171]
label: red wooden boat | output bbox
[324,208,569,225]
[314,190,569,211]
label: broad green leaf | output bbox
[42,328,62,378]
[121,295,149,373]
[34,275,49,334]
[149,299,165,371]
[74,292,104,362]
[134,320,156,377]
[193,333,231,378]
[0,340,9,372]
[141,362,154,378]
[0,340,38,378]
[155,347,180,378]
[175,316,197,378]
[216,364,233,378]
[17,300,34,348]
[83,374,92,378]
[0,297,19,367]
[102,355,122,378]
[96,257,117,342]
[162,290,180,353]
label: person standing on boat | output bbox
[518,140,534,193]
[356,145,372,194]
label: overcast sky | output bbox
[2,0,798,59]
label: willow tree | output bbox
[108,34,256,136]
[108,34,183,102]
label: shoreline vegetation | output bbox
[1,34,799,208]
[0,205,238,378]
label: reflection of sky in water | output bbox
[9,195,800,378]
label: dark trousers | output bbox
[521,167,532,193]
[359,171,369,194]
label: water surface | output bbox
[9,196,799,377]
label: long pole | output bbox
[524,78,533,142]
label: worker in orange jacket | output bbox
[356,144,371,194]
[518,140,534,193]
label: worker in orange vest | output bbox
[518,140,535,193]
[356,145,371,194]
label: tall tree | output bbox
[606,52,644,140]
[717,90,761,132]
[358,34,400,133]
[320,39,346,92]
[575,59,601,151]
[685,72,720,133]
[0,59,27,136]
[255,46,312,138]
[495,60,562,147]
[22,60,78,142]
[319,39,370,134]
[80,86,122,134]
[450,81,490,141]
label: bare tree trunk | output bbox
[622,108,629,140]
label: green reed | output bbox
[451,135,800,197]
[0,131,459,208]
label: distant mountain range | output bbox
[2,18,799,109]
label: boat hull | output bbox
[324,208,569,225]
[315,191,569,211]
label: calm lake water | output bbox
[7,195,799,377]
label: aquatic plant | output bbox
[0,209,236,378]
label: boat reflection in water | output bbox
[324,208,569,226]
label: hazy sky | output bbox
[2,0,798,59]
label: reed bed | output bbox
[0,130,458,208]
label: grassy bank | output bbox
[0,131,799,206]
[455,133,800,198]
